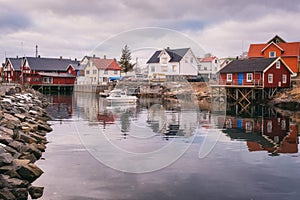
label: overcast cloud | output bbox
[0,0,299,62]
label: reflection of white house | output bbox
[198,56,220,79]
[84,57,121,85]
[146,48,199,81]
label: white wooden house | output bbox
[146,48,199,81]
[84,57,121,85]
[198,56,220,79]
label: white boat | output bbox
[106,89,138,104]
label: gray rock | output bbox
[3,113,21,125]
[8,141,24,153]
[17,132,37,144]
[16,163,43,183]
[0,188,15,200]
[0,127,14,137]
[29,186,44,199]
[14,114,26,121]
[0,153,13,166]
[10,188,28,200]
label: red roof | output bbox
[91,58,121,70]
[248,42,300,58]
[199,56,216,62]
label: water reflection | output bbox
[46,92,299,157]
[223,106,299,156]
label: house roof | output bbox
[219,58,277,73]
[7,58,24,71]
[267,35,286,44]
[199,56,216,62]
[26,57,79,71]
[90,58,121,70]
[146,48,190,64]
[248,42,300,58]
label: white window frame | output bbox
[227,73,232,82]
[268,74,273,83]
[269,51,276,58]
[161,66,168,72]
[282,74,287,83]
[276,61,280,69]
[246,73,253,82]
[151,66,155,72]
[172,65,177,72]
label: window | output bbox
[93,69,97,74]
[161,66,168,72]
[151,66,155,72]
[172,65,177,72]
[43,77,53,84]
[282,74,287,83]
[268,74,273,83]
[246,73,253,82]
[227,73,232,82]
[267,121,272,133]
[190,57,193,63]
[269,51,276,58]
[185,58,188,63]
[161,57,168,64]
[104,70,108,74]
[86,70,90,75]
[276,61,280,69]
[114,70,118,75]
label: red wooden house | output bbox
[21,56,79,86]
[248,35,300,76]
[3,57,24,83]
[219,57,293,88]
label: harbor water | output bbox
[34,92,300,200]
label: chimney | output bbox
[166,47,170,50]
[75,58,77,61]
[60,56,62,60]
[16,55,18,59]
[38,55,41,58]
[104,55,106,59]
[93,54,96,58]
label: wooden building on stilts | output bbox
[211,57,294,116]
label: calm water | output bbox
[34,92,300,200]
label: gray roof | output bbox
[26,57,79,71]
[146,48,190,64]
[7,58,24,71]
[219,58,277,73]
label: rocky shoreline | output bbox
[0,86,52,199]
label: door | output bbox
[238,73,244,85]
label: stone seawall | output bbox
[0,87,52,199]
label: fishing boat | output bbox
[106,89,138,104]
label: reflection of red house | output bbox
[247,123,298,154]
[97,112,115,124]
[223,116,298,155]
[219,57,293,88]
[248,35,300,75]
[21,56,79,85]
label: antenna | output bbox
[35,45,38,58]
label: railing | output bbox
[218,79,263,87]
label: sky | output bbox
[0,0,300,64]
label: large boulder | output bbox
[16,163,43,183]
